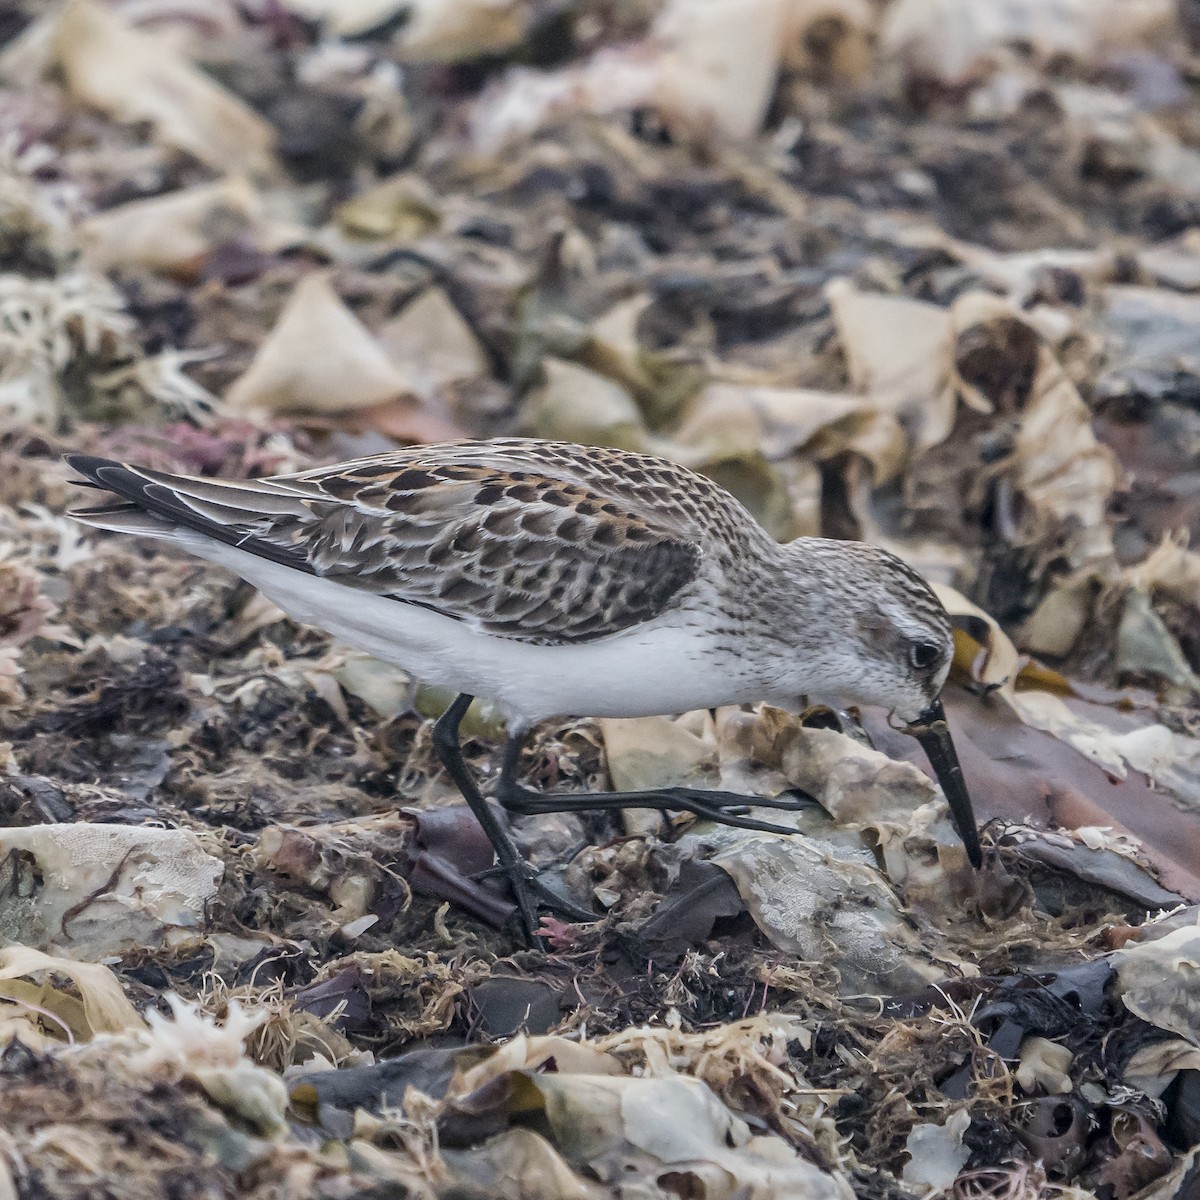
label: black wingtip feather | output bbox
[71,502,142,517]
[65,453,120,489]
[65,454,161,510]
[63,453,312,575]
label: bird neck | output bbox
[766,537,866,626]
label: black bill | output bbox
[905,697,983,869]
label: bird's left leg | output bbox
[495,731,812,835]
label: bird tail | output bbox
[67,454,183,539]
[64,453,309,571]
[69,502,180,538]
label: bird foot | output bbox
[500,783,811,836]
[480,858,596,944]
[648,787,809,835]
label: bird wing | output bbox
[66,445,703,645]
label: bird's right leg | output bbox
[431,693,543,941]
[430,694,592,941]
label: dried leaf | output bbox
[826,279,958,455]
[226,273,412,415]
[377,287,490,401]
[1124,1038,1200,1098]
[0,945,143,1043]
[1116,588,1200,691]
[777,722,969,869]
[931,586,1200,837]
[650,0,791,140]
[577,295,656,400]
[333,652,411,718]
[881,0,1175,86]
[902,1109,971,1191]
[450,1067,853,1199]
[52,0,276,174]
[525,358,648,451]
[335,175,441,242]
[471,0,794,148]
[782,0,873,76]
[712,832,948,993]
[1127,536,1200,609]
[442,1126,600,1200]
[453,1035,624,1096]
[1115,922,1200,1043]
[1019,572,1096,658]
[392,0,535,63]
[599,715,717,793]
[1008,689,1200,793]
[1010,346,1118,566]
[81,179,272,275]
[933,581,1021,690]
[280,0,410,37]
[677,384,903,477]
[0,824,223,958]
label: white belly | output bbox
[186,536,753,726]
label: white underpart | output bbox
[172,531,749,728]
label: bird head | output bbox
[781,540,983,868]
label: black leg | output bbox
[431,695,594,941]
[431,694,542,942]
[496,733,813,836]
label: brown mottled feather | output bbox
[67,440,773,645]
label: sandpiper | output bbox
[66,439,982,939]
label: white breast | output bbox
[184,535,757,727]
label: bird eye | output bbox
[909,640,941,671]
